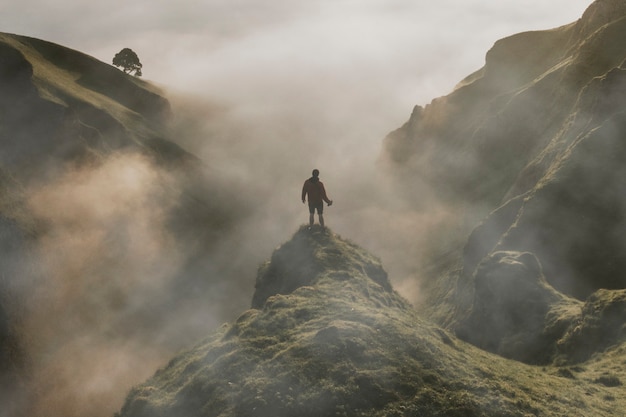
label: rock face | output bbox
[384,0,626,366]
[457,252,564,363]
[456,251,587,365]
[117,226,624,417]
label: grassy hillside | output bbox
[0,32,251,417]
[117,226,626,417]
[0,32,194,176]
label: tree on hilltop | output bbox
[112,48,143,76]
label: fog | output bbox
[5,1,591,106]
[1,1,593,417]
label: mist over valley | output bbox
[2,1,626,416]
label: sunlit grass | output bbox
[0,33,151,141]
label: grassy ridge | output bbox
[117,227,625,417]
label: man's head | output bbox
[312,169,319,178]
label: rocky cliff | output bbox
[384,0,626,366]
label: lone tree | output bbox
[112,48,143,76]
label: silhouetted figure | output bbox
[302,169,333,228]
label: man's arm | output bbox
[320,182,332,205]
[301,181,307,203]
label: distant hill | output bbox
[116,226,626,417]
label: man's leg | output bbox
[308,203,315,226]
[319,214,325,228]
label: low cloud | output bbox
[13,153,186,417]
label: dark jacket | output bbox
[302,177,331,205]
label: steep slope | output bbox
[0,33,249,417]
[384,0,626,210]
[383,0,626,365]
[0,33,190,177]
[117,226,625,417]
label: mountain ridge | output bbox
[384,0,626,209]
[116,226,626,417]
[383,0,626,308]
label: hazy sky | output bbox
[4,1,591,108]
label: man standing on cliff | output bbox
[302,169,333,228]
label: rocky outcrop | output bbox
[557,289,626,363]
[117,227,621,417]
[457,251,580,364]
[251,225,391,309]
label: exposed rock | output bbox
[461,195,526,278]
[456,251,579,364]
